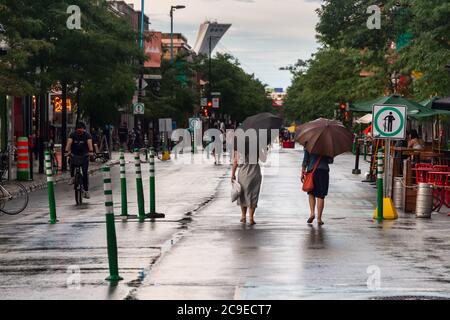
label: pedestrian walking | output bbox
[231,141,267,225]
[301,149,333,226]
[118,122,129,151]
[296,118,353,226]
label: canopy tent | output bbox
[350,94,449,118]
[415,97,450,118]
[355,113,372,124]
[350,94,423,116]
[286,125,297,133]
[432,97,450,111]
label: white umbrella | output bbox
[356,113,372,124]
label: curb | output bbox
[18,160,120,195]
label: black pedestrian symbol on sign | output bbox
[383,112,396,132]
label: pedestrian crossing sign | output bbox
[372,104,407,140]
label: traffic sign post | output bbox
[372,104,407,140]
[212,98,220,109]
[189,118,201,153]
[133,103,145,115]
[371,104,403,221]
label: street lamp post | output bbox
[170,5,186,64]
[140,0,145,49]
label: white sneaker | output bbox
[83,191,90,199]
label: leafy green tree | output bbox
[285,48,382,123]
[0,0,142,126]
[396,0,450,99]
[200,53,272,122]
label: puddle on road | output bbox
[123,173,227,300]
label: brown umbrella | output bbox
[295,118,354,158]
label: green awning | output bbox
[415,97,450,118]
[350,94,423,115]
[350,94,449,118]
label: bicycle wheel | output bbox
[74,173,83,205]
[0,181,29,215]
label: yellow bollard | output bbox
[373,198,398,220]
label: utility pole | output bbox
[169,5,186,64]
[209,36,212,101]
[136,0,145,134]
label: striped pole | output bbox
[102,165,123,282]
[134,149,146,222]
[45,151,57,224]
[119,149,128,218]
[17,137,30,181]
[376,148,384,222]
[149,148,156,214]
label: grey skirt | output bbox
[237,163,262,208]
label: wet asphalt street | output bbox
[0,147,449,300]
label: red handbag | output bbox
[302,156,322,193]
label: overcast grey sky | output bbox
[129,0,322,89]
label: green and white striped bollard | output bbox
[134,149,146,222]
[376,148,384,222]
[45,151,57,224]
[119,149,128,219]
[102,165,123,282]
[147,148,165,219]
[149,148,156,214]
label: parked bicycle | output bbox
[0,151,29,215]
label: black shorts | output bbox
[308,169,329,199]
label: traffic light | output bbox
[207,100,213,108]
[202,107,209,118]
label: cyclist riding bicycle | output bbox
[65,122,94,199]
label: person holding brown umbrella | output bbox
[297,118,353,226]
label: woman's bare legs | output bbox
[308,194,316,220]
[240,206,248,223]
[317,198,325,224]
[249,207,257,225]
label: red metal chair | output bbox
[428,171,449,211]
[414,163,433,184]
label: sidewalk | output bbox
[10,153,121,194]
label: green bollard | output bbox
[119,149,128,218]
[352,137,356,155]
[134,149,146,222]
[376,149,384,223]
[102,165,123,282]
[45,151,57,224]
[146,148,165,219]
[149,148,156,214]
